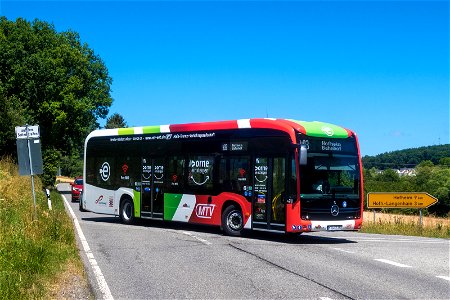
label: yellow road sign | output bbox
[367,192,438,209]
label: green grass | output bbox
[361,218,450,239]
[0,158,81,298]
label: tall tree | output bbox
[0,17,112,184]
[105,113,127,129]
[0,17,113,157]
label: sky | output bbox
[1,0,449,156]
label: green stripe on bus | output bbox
[143,125,161,134]
[133,190,141,217]
[164,193,183,221]
[291,120,348,138]
[118,128,135,135]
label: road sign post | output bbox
[367,192,438,226]
[15,125,43,220]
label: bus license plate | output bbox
[327,225,342,231]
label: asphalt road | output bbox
[58,184,450,299]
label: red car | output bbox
[70,177,83,202]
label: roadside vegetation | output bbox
[363,149,450,218]
[0,157,86,298]
[361,147,450,238]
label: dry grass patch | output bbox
[362,211,449,238]
[56,176,75,183]
[47,260,92,299]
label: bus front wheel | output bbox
[120,198,135,225]
[222,205,243,236]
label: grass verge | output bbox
[0,157,87,298]
[361,211,450,238]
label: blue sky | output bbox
[1,0,449,156]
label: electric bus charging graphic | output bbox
[99,162,110,181]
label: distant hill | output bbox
[362,144,450,169]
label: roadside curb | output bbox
[58,184,114,300]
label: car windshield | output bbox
[300,153,359,197]
[75,179,83,185]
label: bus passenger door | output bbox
[253,157,271,228]
[141,157,164,219]
[141,158,152,214]
[152,158,164,218]
[253,157,286,231]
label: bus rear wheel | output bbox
[222,205,244,236]
[79,196,86,212]
[120,198,135,225]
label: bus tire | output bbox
[120,197,135,225]
[79,198,86,212]
[221,204,244,236]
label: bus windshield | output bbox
[300,153,360,197]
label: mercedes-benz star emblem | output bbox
[331,205,339,217]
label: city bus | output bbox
[80,118,363,236]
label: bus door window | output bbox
[271,157,286,224]
[254,157,269,222]
[152,158,164,217]
[141,158,152,212]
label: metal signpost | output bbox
[15,125,43,220]
[367,192,438,226]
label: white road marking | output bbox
[61,192,114,300]
[333,247,355,254]
[182,231,212,245]
[374,259,412,268]
[436,276,450,281]
[337,236,446,244]
[319,297,334,300]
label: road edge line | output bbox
[60,189,114,300]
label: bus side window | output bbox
[230,157,250,193]
[218,157,250,194]
[117,156,140,188]
[188,155,214,192]
[95,157,114,189]
[166,156,185,192]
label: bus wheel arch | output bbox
[221,201,244,236]
[119,195,135,225]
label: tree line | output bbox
[363,145,450,217]
[362,144,450,169]
[0,17,128,185]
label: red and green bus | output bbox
[81,118,363,235]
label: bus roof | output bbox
[87,118,353,141]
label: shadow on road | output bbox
[80,215,356,245]
[246,230,357,245]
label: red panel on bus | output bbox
[170,120,239,133]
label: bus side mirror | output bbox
[299,145,308,166]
